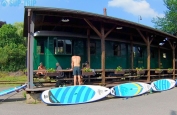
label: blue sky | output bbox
[0,0,167,28]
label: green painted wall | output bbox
[89,40,128,69]
[33,37,47,70]
[33,37,87,69]
[33,36,173,70]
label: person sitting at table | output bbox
[56,62,64,78]
[36,62,46,78]
[83,61,95,74]
[81,61,96,84]
[55,62,65,87]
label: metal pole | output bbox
[27,9,31,89]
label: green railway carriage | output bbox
[33,31,172,70]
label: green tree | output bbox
[13,22,26,46]
[152,0,177,35]
[13,22,23,36]
[0,24,27,71]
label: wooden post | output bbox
[158,46,161,68]
[168,40,176,79]
[172,48,175,79]
[147,37,151,82]
[84,18,115,85]
[101,24,105,85]
[136,29,153,82]
[87,29,90,65]
[130,35,133,69]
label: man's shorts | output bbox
[73,66,81,76]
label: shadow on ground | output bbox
[0,97,25,103]
[170,110,177,115]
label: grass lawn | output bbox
[0,75,27,82]
[0,72,27,87]
[0,84,23,87]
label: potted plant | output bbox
[47,68,58,76]
[155,68,163,74]
[136,67,145,75]
[82,68,95,76]
[114,66,125,74]
[167,68,173,74]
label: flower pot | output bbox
[46,72,59,76]
[167,70,173,74]
[137,70,145,75]
[155,70,162,74]
[82,72,95,76]
[114,71,125,74]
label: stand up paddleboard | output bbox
[41,85,110,105]
[151,79,176,91]
[110,82,151,97]
[0,84,27,96]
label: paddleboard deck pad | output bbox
[110,82,151,97]
[0,84,27,96]
[151,79,176,91]
[41,85,110,105]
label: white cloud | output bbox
[108,0,164,18]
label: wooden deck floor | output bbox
[25,79,150,92]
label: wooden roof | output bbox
[23,6,177,49]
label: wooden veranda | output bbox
[23,6,177,89]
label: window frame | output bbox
[53,37,72,55]
[113,43,121,56]
[163,53,166,59]
[90,42,96,55]
[37,40,45,55]
[137,47,143,58]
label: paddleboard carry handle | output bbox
[110,88,115,95]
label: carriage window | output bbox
[151,50,155,58]
[113,44,121,56]
[37,41,44,54]
[133,47,136,57]
[90,42,96,55]
[138,47,143,57]
[54,38,72,55]
[163,53,166,58]
[65,40,72,54]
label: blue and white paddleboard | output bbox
[151,79,176,91]
[41,85,110,105]
[110,82,151,97]
[0,84,27,96]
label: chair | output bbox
[33,72,46,87]
[49,65,65,87]
[82,69,96,84]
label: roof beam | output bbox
[35,22,135,35]
[136,28,147,44]
[33,13,177,40]
[84,18,101,38]
[104,25,116,38]
[36,22,89,28]
[167,39,176,49]
[40,15,45,30]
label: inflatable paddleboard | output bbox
[0,84,27,96]
[41,85,110,105]
[151,79,176,91]
[110,82,151,97]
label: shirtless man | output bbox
[71,54,81,85]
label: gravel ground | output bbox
[0,86,177,115]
